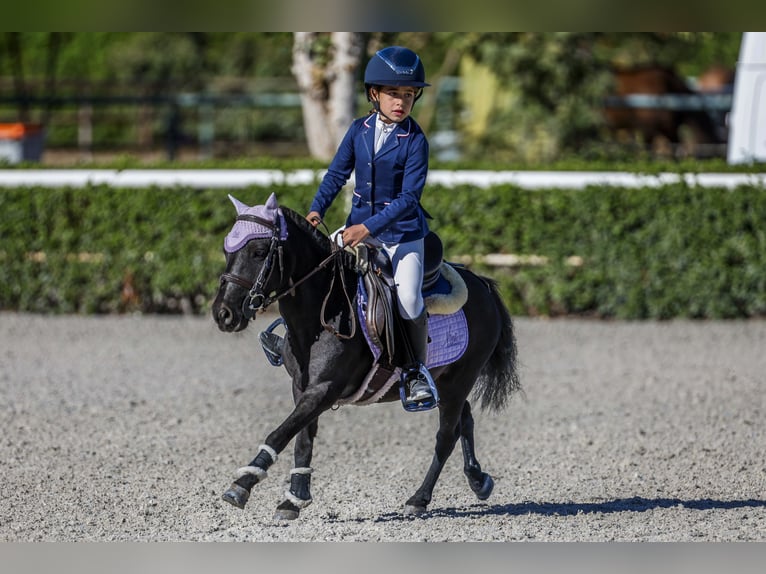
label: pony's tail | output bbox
[474,277,522,411]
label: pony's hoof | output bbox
[222,483,250,509]
[403,504,427,516]
[273,499,301,521]
[475,474,494,501]
[273,508,300,521]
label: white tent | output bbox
[727,32,766,164]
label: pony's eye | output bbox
[251,244,270,258]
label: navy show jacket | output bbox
[309,113,430,244]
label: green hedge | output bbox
[429,184,766,319]
[2,182,765,319]
[0,185,324,314]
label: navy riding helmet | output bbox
[364,46,430,104]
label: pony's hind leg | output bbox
[404,401,464,515]
[460,401,494,500]
[273,420,318,520]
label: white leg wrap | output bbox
[284,489,313,509]
[258,444,278,464]
[290,467,313,475]
[235,466,267,481]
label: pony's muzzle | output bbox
[215,303,241,332]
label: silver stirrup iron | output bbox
[399,364,439,412]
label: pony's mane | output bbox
[281,207,332,252]
[281,206,358,269]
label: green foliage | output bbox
[3,179,766,319]
[454,33,612,160]
[453,32,742,163]
[107,33,209,92]
[602,32,743,76]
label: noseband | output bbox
[220,213,285,319]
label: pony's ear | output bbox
[228,194,249,215]
[265,192,279,211]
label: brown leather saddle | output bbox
[355,231,444,366]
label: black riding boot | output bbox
[401,310,437,409]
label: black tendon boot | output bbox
[400,310,438,411]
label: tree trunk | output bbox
[292,32,365,161]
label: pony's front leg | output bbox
[221,379,338,511]
[273,420,318,520]
[221,442,278,509]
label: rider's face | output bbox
[371,85,417,123]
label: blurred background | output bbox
[0,32,745,166]
[2,32,765,320]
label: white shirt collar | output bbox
[376,115,397,133]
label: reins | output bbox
[319,232,357,340]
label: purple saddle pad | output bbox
[357,281,469,368]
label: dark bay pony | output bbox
[212,193,521,519]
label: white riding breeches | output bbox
[376,237,425,320]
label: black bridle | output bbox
[219,213,356,338]
[219,213,286,319]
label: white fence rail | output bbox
[0,169,765,189]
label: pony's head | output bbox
[213,193,289,332]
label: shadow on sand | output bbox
[369,496,766,522]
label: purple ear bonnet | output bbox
[224,193,288,253]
